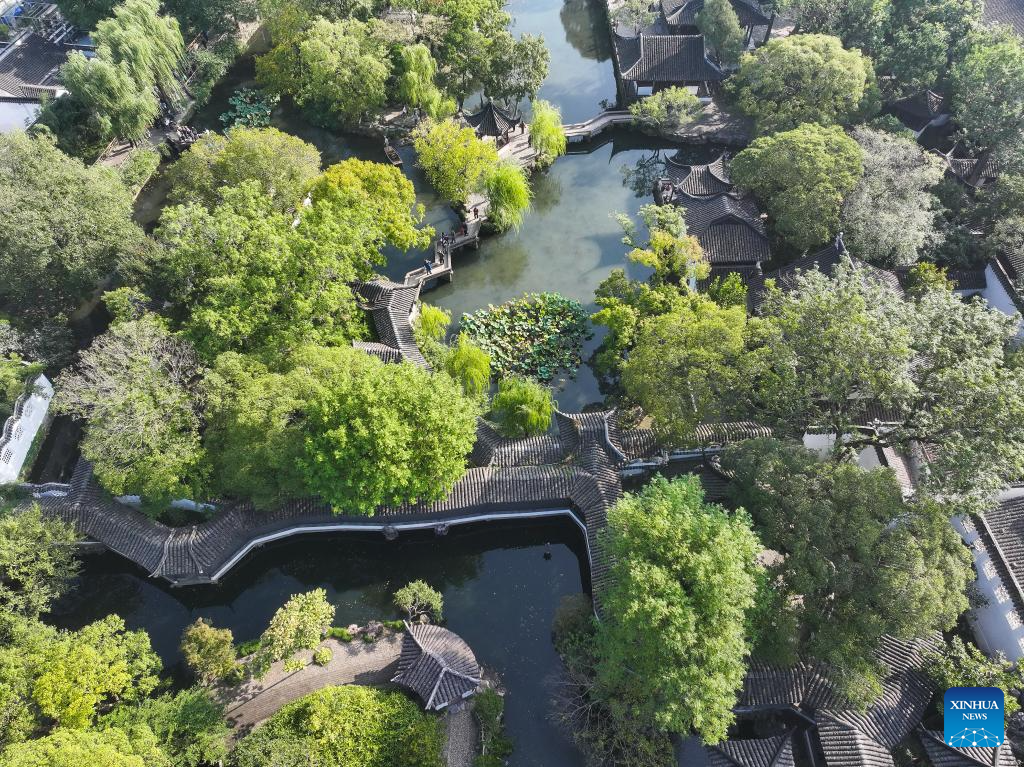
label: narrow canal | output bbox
[55,0,725,762]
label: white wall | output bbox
[0,374,53,483]
[982,263,1024,338]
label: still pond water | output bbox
[65,1,724,763]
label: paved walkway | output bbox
[218,634,403,739]
[443,705,479,767]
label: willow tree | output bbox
[397,43,452,119]
[485,162,532,231]
[94,0,185,102]
[60,52,158,142]
[528,100,566,168]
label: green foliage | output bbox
[54,0,119,32]
[731,123,863,252]
[313,646,333,666]
[0,131,148,317]
[706,271,747,308]
[728,34,878,135]
[0,355,43,422]
[295,350,478,514]
[1,727,164,767]
[94,0,185,103]
[118,148,160,194]
[461,292,589,381]
[397,44,453,119]
[612,0,654,33]
[59,52,159,144]
[32,614,162,729]
[616,203,707,286]
[282,657,306,672]
[251,590,335,677]
[103,286,150,323]
[629,87,702,135]
[228,685,444,767]
[0,505,79,620]
[183,41,238,107]
[595,476,762,743]
[444,334,492,400]
[235,638,261,657]
[413,119,500,203]
[904,262,953,298]
[841,127,945,267]
[485,162,532,232]
[34,94,111,161]
[481,32,549,108]
[181,618,238,683]
[327,626,353,642]
[474,688,513,763]
[745,259,1024,507]
[949,27,1024,154]
[528,100,566,168]
[100,687,230,767]
[163,0,258,38]
[926,637,1024,722]
[490,377,553,438]
[383,620,406,631]
[724,438,974,703]
[393,580,444,621]
[414,303,451,347]
[622,295,752,444]
[696,0,745,65]
[166,127,321,211]
[257,17,391,127]
[53,315,203,507]
[219,88,279,129]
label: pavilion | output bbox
[613,32,724,102]
[463,100,523,142]
[391,623,482,710]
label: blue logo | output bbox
[944,687,1005,748]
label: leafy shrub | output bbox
[283,657,306,672]
[362,633,376,643]
[630,87,702,134]
[118,149,160,194]
[230,686,444,767]
[474,689,513,762]
[250,590,335,677]
[219,88,279,129]
[383,620,406,631]
[394,580,444,622]
[235,638,260,658]
[490,378,552,438]
[414,303,451,367]
[444,334,491,400]
[327,626,353,642]
[313,646,333,666]
[187,37,241,107]
[461,293,590,381]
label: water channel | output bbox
[56,0,727,762]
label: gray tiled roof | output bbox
[392,623,481,710]
[888,90,946,132]
[918,729,1017,767]
[0,32,66,99]
[464,100,522,137]
[665,153,734,197]
[984,0,1024,37]
[615,33,725,83]
[707,733,796,767]
[816,713,896,767]
[675,192,769,265]
[661,0,770,28]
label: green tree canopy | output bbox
[181,618,237,684]
[443,334,491,400]
[54,0,119,32]
[926,638,1024,723]
[59,53,159,144]
[0,131,149,317]
[731,122,863,252]
[485,162,532,232]
[481,31,550,108]
[257,17,391,127]
[490,377,552,437]
[612,0,654,33]
[163,0,259,37]
[228,685,444,767]
[2,727,164,767]
[53,314,204,506]
[250,589,334,677]
[728,34,878,134]
[629,86,702,135]
[724,438,973,703]
[616,203,707,286]
[396,43,453,119]
[840,127,945,267]
[94,0,185,101]
[696,0,745,66]
[393,580,444,621]
[528,100,566,168]
[949,26,1024,158]
[413,119,500,203]
[0,505,80,619]
[165,127,322,210]
[595,475,762,743]
[776,0,886,52]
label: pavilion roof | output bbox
[707,733,797,767]
[614,33,724,84]
[464,100,522,137]
[673,192,769,265]
[660,0,770,28]
[665,152,733,197]
[392,623,481,710]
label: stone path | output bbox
[443,704,480,767]
[219,634,403,740]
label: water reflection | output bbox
[559,0,614,62]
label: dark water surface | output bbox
[52,520,590,766]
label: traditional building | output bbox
[983,0,1024,38]
[392,623,482,710]
[886,90,949,137]
[463,99,523,142]
[613,32,724,102]
[660,0,772,42]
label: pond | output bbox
[51,519,592,767]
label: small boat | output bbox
[384,144,403,167]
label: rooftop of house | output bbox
[673,191,770,266]
[0,30,65,100]
[614,32,725,83]
[463,99,522,138]
[664,152,733,197]
[391,622,481,710]
[984,0,1024,37]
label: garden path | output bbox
[443,705,480,767]
[218,633,403,740]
